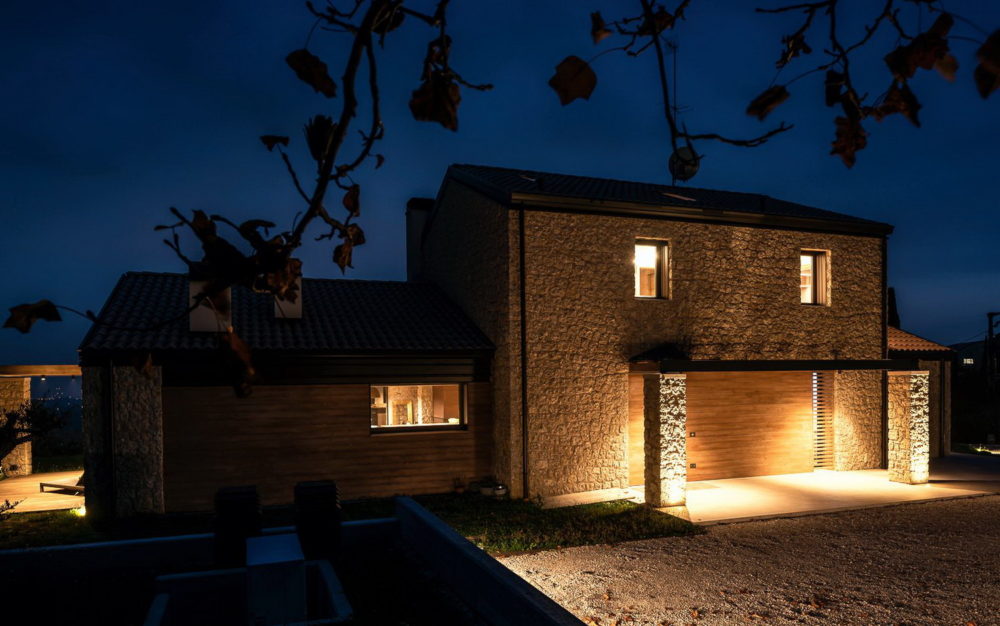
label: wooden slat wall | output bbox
[162,383,493,512]
[627,375,645,486]
[686,371,814,481]
[813,372,835,468]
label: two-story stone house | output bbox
[79,164,934,517]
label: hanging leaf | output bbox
[374,154,385,169]
[409,70,461,131]
[830,116,868,168]
[746,85,789,121]
[259,135,289,151]
[260,256,302,304]
[372,4,405,35]
[934,54,958,82]
[548,56,597,106]
[333,224,366,273]
[342,184,360,216]
[637,7,676,36]
[286,49,337,98]
[884,13,953,82]
[591,12,612,45]
[776,32,812,68]
[974,30,1000,99]
[304,115,337,162]
[872,82,922,127]
[3,300,61,334]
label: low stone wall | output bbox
[0,377,31,476]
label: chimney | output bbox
[189,280,232,332]
[405,197,433,281]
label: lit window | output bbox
[800,251,828,305]
[635,241,668,298]
[963,358,975,365]
[370,384,464,431]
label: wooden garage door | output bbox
[686,371,814,482]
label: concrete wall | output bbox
[0,377,31,476]
[422,182,887,497]
[83,365,164,519]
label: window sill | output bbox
[635,296,670,301]
[370,425,468,435]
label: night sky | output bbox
[1,0,997,365]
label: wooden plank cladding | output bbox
[162,383,492,512]
[627,375,644,486]
[686,371,814,482]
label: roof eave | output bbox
[508,192,894,236]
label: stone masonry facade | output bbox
[83,365,165,519]
[643,374,687,507]
[887,371,930,484]
[421,180,887,498]
[0,377,31,476]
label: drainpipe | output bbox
[518,207,530,499]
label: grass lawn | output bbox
[1,493,699,554]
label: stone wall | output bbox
[0,377,31,476]
[419,180,524,495]
[887,371,930,484]
[833,370,884,471]
[82,365,164,519]
[919,359,951,457]
[643,374,687,506]
[421,183,887,497]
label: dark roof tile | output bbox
[79,272,493,356]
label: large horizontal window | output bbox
[370,384,465,431]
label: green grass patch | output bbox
[1,493,699,554]
[415,493,701,555]
[0,509,100,550]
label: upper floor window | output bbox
[635,240,668,298]
[800,250,829,305]
[963,357,975,366]
[370,384,465,432]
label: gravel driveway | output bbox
[499,495,1000,625]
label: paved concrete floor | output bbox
[0,471,83,513]
[648,453,1000,523]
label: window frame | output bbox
[634,239,670,300]
[800,249,829,306]
[368,383,468,434]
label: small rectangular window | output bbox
[635,240,668,298]
[370,384,465,431]
[800,250,828,305]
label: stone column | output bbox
[643,373,687,507]
[0,377,32,476]
[887,371,930,485]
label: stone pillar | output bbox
[82,365,165,519]
[0,377,32,476]
[643,373,687,507]
[887,371,930,485]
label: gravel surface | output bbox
[499,495,1000,625]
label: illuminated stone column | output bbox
[0,377,31,476]
[887,371,930,485]
[644,373,687,507]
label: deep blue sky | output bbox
[1,0,997,364]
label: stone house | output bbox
[80,164,938,517]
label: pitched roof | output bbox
[79,272,493,357]
[448,164,892,235]
[887,327,953,354]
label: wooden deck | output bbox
[0,471,84,513]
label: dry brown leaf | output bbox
[872,82,922,127]
[591,12,613,44]
[934,53,958,82]
[974,30,1000,98]
[776,32,811,68]
[830,116,868,168]
[746,85,789,121]
[286,49,337,98]
[3,300,61,334]
[342,184,361,217]
[548,56,597,105]
[409,71,461,131]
